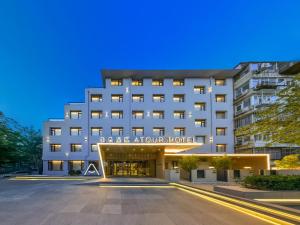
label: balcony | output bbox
[254,81,277,90]
[235,89,249,99]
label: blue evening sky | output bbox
[0,0,300,129]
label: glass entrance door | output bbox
[108,160,155,177]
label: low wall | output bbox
[191,169,217,182]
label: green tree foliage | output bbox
[236,73,300,146]
[274,154,300,169]
[210,155,232,170]
[179,156,199,181]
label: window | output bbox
[173,79,184,86]
[111,94,123,102]
[195,136,205,144]
[132,127,144,136]
[197,170,205,178]
[91,127,103,136]
[111,79,122,86]
[215,79,226,86]
[234,170,241,179]
[70,127,82,136]
[153,127,165,136]
[195,119,206,127]
[48,160,63,171]
[70,110,82,119]
[216,94,226,102]
[70,144,82,152]
[152,111,164,119]
[152,94,165,102]
[111,127,123,136]
[91,144,98,152]
[90,94,102,102]
[152,79,163,86]
[194,102,206,111]
[173,94,185,102]
[216,128,226,136]
[50,128,61,136]
[50,144,61,152]
[111,110,123,119]
[68,161,84,171]
[174,127,185,136]
[132,94,144,102]
[91,111,102,119]
[132,111,144,119]
[194,86,205,94]
[216,111,226,119]
[173,111,185,119]
[216,144,226,152]
[132,79,143,86]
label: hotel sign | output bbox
[99,136,197,144]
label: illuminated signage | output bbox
[98,136,197,143]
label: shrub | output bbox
[242,175,300,190]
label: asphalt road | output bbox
[0,179,272,225]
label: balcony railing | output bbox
[254,81,278,90]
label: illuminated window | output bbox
[216,144,226,152]
[111,94,123,102]
[216,111,226,119]
[50,144,61,152]
[111,111,123,119]
[194,102,206,111]
[50,128,61,136]
[111,127,123,136]
[215,79,226,86]
[152,94,165,102]
[173,79,184,86]
[91,144,98,152]
[70,144,82,152]
[70,127,82,136]
[132,111,144,119]
[153,127,165,136]
[132,127,144,136]
[194,86,205,94]
[48,160,63,171]
[91,127,103,136]
[195,119,206,127]
[91,111,103,119]
[152,79,163,86]
[216,95,226,102]
[152,111,164,119]
[173,94,185,102]
[174,127,185,136]
[132,79,143,86]
[173,111,185,119]
[70,110,82,119]
[132,94,144,102]
[68,160,84,171]
[195,136,205,144]
[111,79,123,86]
[90,94,102,102]
[216,128,226,136]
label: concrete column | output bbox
[156,152,165,179]
[63,160,69,176]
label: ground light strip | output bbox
[170,183,300,223]
[10,177,86,181]
[175,187,294,225]
[98,185,174,188]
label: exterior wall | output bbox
[191,169,217,182]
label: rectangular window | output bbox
[68,160,84,171]
[70,144,82,152]
[153,127,165,136]
[70,110,82,119]
[173,94,185,102]
[197,170,205,178]
[90,94,103,102]
[50,128,62,136]
[215,79,226,86]
[194,102,206,111]
[152,111,164,119]
[152,94,165,102]
[50,144,61,152]
[152,79,163,86]
[195,119,206,127]
[111,94,123,102]
[132,79,143,86]
[216,111,227,119]
[111,79,123,86]
[194,86,205,94]
[111,127,123,136]
[174,127,185,136]
[91,111,102,119]
[70,127,82,136]
[173,79,184,86]
[132,127,144,136]
[91,144,98,152]
[216,95,226,102]
[132,111,144,119]
[111,110,123,119]
[48,160,63,171]
[216,144,226,152]
[91,127,103,136]
[216,128,226,136]
[195,136,205,144]
[132,94,144,102]
[173,111,185,119]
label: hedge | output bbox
[242,175,300,190]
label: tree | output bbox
[179,156,199,181]
[210,155,232,170]
[274,154,300,169]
